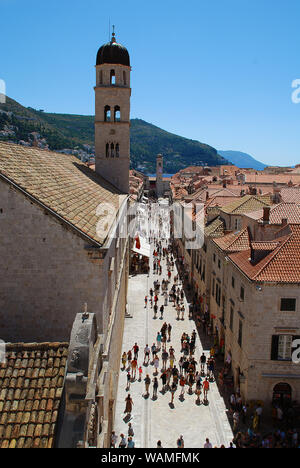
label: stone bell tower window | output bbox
[110,143,115,157]
[114,106,121,122]
[106,143,109,158]
[104,106,111,122]
[116,143,120,157]
[110,70,116,85]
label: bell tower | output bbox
[94,28,131,193]
[156,154,164,197]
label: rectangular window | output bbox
[213,253,216,263]
[280,298,296,312]
[271,335,300,361]
[232,276,235,288]
[218,259,221,269]
[240,286,245,301]
[238,320,243,347]
[216,283,221,306]
[230,307,234,331]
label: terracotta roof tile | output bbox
[280,187,300,204]
[204,217,225,237]
[0,141,126,246]
[246,203,300,224]
[220,194,271,214]
[229,224,300,283]
[0,342,68,449]
[213,228,250,252]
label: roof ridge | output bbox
[6,342,69,350]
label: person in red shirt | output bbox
[203,378,210,400]
[132,343,139,359]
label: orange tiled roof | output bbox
[0,342,68,449]
[213,228,250,252]
[245,174,300,185]
[280,188,300,204]
[229,224,300,283]
[0,142,125,246]
[246,203,300,224]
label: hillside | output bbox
[218,150,266,171]
[130,119,226,173]
[1,97,268,173]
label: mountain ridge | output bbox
[0,96,266,172]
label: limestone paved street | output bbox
[114,236,233,448]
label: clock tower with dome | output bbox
[94,28,131,193]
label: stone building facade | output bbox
[177,194,300,408]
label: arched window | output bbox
[116,143,120,157]
[123,71,126,86]
[104,105,111,122]
[110,70,116,85]
[106,143,109,158]
[110,143,115,158]
[114,105,121,122]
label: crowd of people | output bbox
[114,203,300,449]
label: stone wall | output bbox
[0,180,106,342]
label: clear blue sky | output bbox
[1,0,300,166]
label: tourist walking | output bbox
[170,382,177,404]
[121,352,127,370]
[177,435,184,448]
[153,355,160,375]
[144,374,151,396]
[131,358,137,379]
[124,394,133,415]
[144,344,150,364]
[203,378,210,400]
[160,370,167,392]
[111,431,117,448]
[167,323,172,341]
[119,433,127,448]
[152,377,159,398]
[179,375,186,396]
[156,332,162,350]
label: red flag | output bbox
[135,235,141,250]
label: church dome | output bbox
[96,32,130,67]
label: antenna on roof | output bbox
[108,18,110,41]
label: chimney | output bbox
[263,207,271,224]
[282,218,288,227]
